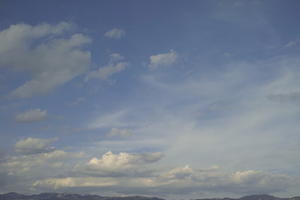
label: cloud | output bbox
[3,137,296,196]
[15,137,55,155]
[143,167,293,195]
[285,41,297,48]
[33,177,118,189]
[140,55,300,169]
[0,138,85,193]
[227,170,292,194]
[267,92,300,103]
[107,128,132,137]
[78,151,163,177]
[0,150,83,178]
[109,53,124,62]
[86,62,127,81]
[104,28,125,39]
[85,53,127,81]
[32,166,294,196]
[15,109,47,123]
[148,50,177,69]
[161,165,194,179]
[68,97,86,106]
[0,22,91,98]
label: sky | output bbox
[0,0,300,199]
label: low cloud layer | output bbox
[33,166,294,196]
[0,138,298,197]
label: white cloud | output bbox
[110,53,124,62]
[0,22,91,98]
[3,138,296,196]
[107,128,132,137]
[141,167,293,195]
[148,50,178,69]
[0,138,85,193]
[78,151,163,177]
[15,137,55,155]
[86,62,127,81]
[87,151,162,169]
[0,150,83,177]
[161,165,194,179]
[32,166,294,196]
[15,109,47,123]
[104,28,125,39]
[33,177,118,189]
[140,55,300,172]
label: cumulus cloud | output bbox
[104,28,125,39]
[148,50,178,69]
[78,151,163,177]
[15,109,47,123]
[15,137,55,155]
[107,128,132,137]
[0,22,91,98]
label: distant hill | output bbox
[195,195,300,200]
[0,193,164,200]
[0,193,299,200]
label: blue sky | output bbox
[0,0,300,199]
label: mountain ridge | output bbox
[0,193,299,200]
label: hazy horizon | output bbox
[0,0,300,199]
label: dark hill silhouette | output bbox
[0,193,299,200]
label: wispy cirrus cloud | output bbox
[15,109,47,123]
[85,53,128,81]
[104,28,125,39]
[107,128,132,137]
